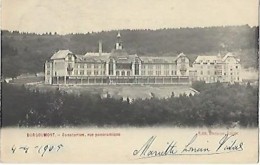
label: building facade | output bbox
[192,53,242,83]
[45,32,241,85]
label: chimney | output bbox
[99,40,102,56]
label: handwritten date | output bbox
[11,144,64,157]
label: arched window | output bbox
[121,71,125,76]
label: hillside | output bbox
[1,25,258,78]
[2,81,258,127]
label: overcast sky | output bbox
[2,0,259,34]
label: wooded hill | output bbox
[2,25,258,78]
[2,81,258,127]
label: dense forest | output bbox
[1,25,259,78]
[2,81,258,127]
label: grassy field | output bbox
[26,84,195,100]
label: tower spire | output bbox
[117,31,121,38]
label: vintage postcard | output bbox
[1,0,259,163]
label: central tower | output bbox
[115,32,123,50]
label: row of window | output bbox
[50,69,240,77]
[141,70,178,76]
[200,71,239,76]
[73,68,106,72]
[73,70,139,76]
[223,66,239,69]
[142,65,177,69]
[198,60,218,64]
[74,70,105,75]
[55,62,191,71]
[74,63,104,69]
[73,64,182,70]
[224,72,239,76]
[197,59,238,64]
[116,71,131,76]
[196,65,239,69]
[71,70,180,76]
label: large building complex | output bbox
[45,32,241,85]
[192,53,241,83]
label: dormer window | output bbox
[46,63,51,68]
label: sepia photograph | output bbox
[1,0,259,163]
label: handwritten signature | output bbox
[133,133,243,159]
[11,144,64,157]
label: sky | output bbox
[2,0,259,34]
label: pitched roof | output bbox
[194,55,221,63]
[112,54,138,63]
[140,56,177,63]
[50,50,72,60]
[110,49,128,56]
[84,52,111,56]
[176,52,186,59]
[79,54,111,63]
[194,53,240,63]
[222,53,240,62]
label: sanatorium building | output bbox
[45,32,242,85]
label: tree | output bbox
[171,92,175,98]
[126,97,130,104]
